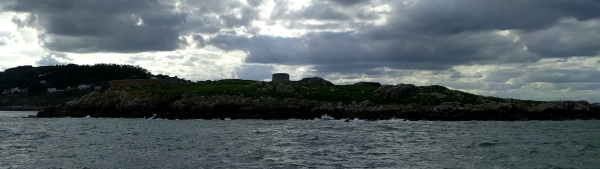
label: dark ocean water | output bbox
[0,111,599,169]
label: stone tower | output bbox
[272,73,290,82]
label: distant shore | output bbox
[1,105,45,111]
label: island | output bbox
[37,76,600,121]
[1,64,598,120]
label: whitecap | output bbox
[146,114,157,119]
[319,114,335,121]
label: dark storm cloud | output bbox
[521,20,600,58]
[246,0,265,6]
[5,0,186,53]
[560,83,600,91]
[524,69,600,83]
[325,0,372,6]
[446,69,483,79]
[206,0,599,75]
[379,0,600,36]
[483,70,526,83]
[193,35,206,48]
[208,30,534,73]
[300,2,348,20]
[180,0,263,34]
[268,1,353,22]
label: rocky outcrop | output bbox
[373,84,466,104]
[300,77,334,87]
[246,81,295,93]
[275,83,295,93]
[353,82,382,86]
[37,90,600,121]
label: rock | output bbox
[359,100,372,107]
[353,82,382,86]
[245,81,264,88]
[265,84,275,90]
[299,77,334,87]
[589,103,600,111]
[37,106,57,117]
[275,83,295,93]
[374,84,417,98]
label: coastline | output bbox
[37,90,600,121]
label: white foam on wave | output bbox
[224,118,231,121]
[145,114,157,119]
[351,118,364,122]
[378,117,406,122]
[85,115,91,118]
[315,114,336,121]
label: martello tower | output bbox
[272,73,290,82]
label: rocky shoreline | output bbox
[37,90,600,121]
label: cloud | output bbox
[523,69,600,83]
[2,0,600,103]
[179,0,263,34]
[378,0,600,36]
[522,19,600,58]
[5,0,186,53]
[208,30,536,73]
[325,0,371,6]
[0,31,14,46]
[35,52,72,66]
[234,64,274,80]
[300,2,349,20]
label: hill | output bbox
[0,63,152,92]
[0,64,154,110]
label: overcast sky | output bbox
[1,0,599,102]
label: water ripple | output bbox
[0,114,598,168]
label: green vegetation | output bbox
[122,79,507,106]
[123,79,382,104]
[0,64,155,109]
[0,63,152,93]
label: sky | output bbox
[0,0,599,102]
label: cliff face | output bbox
[38,89,600,120]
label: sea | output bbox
[1,111,599,169]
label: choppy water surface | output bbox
[1,111,599,168]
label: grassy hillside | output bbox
[122,79,533,106]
